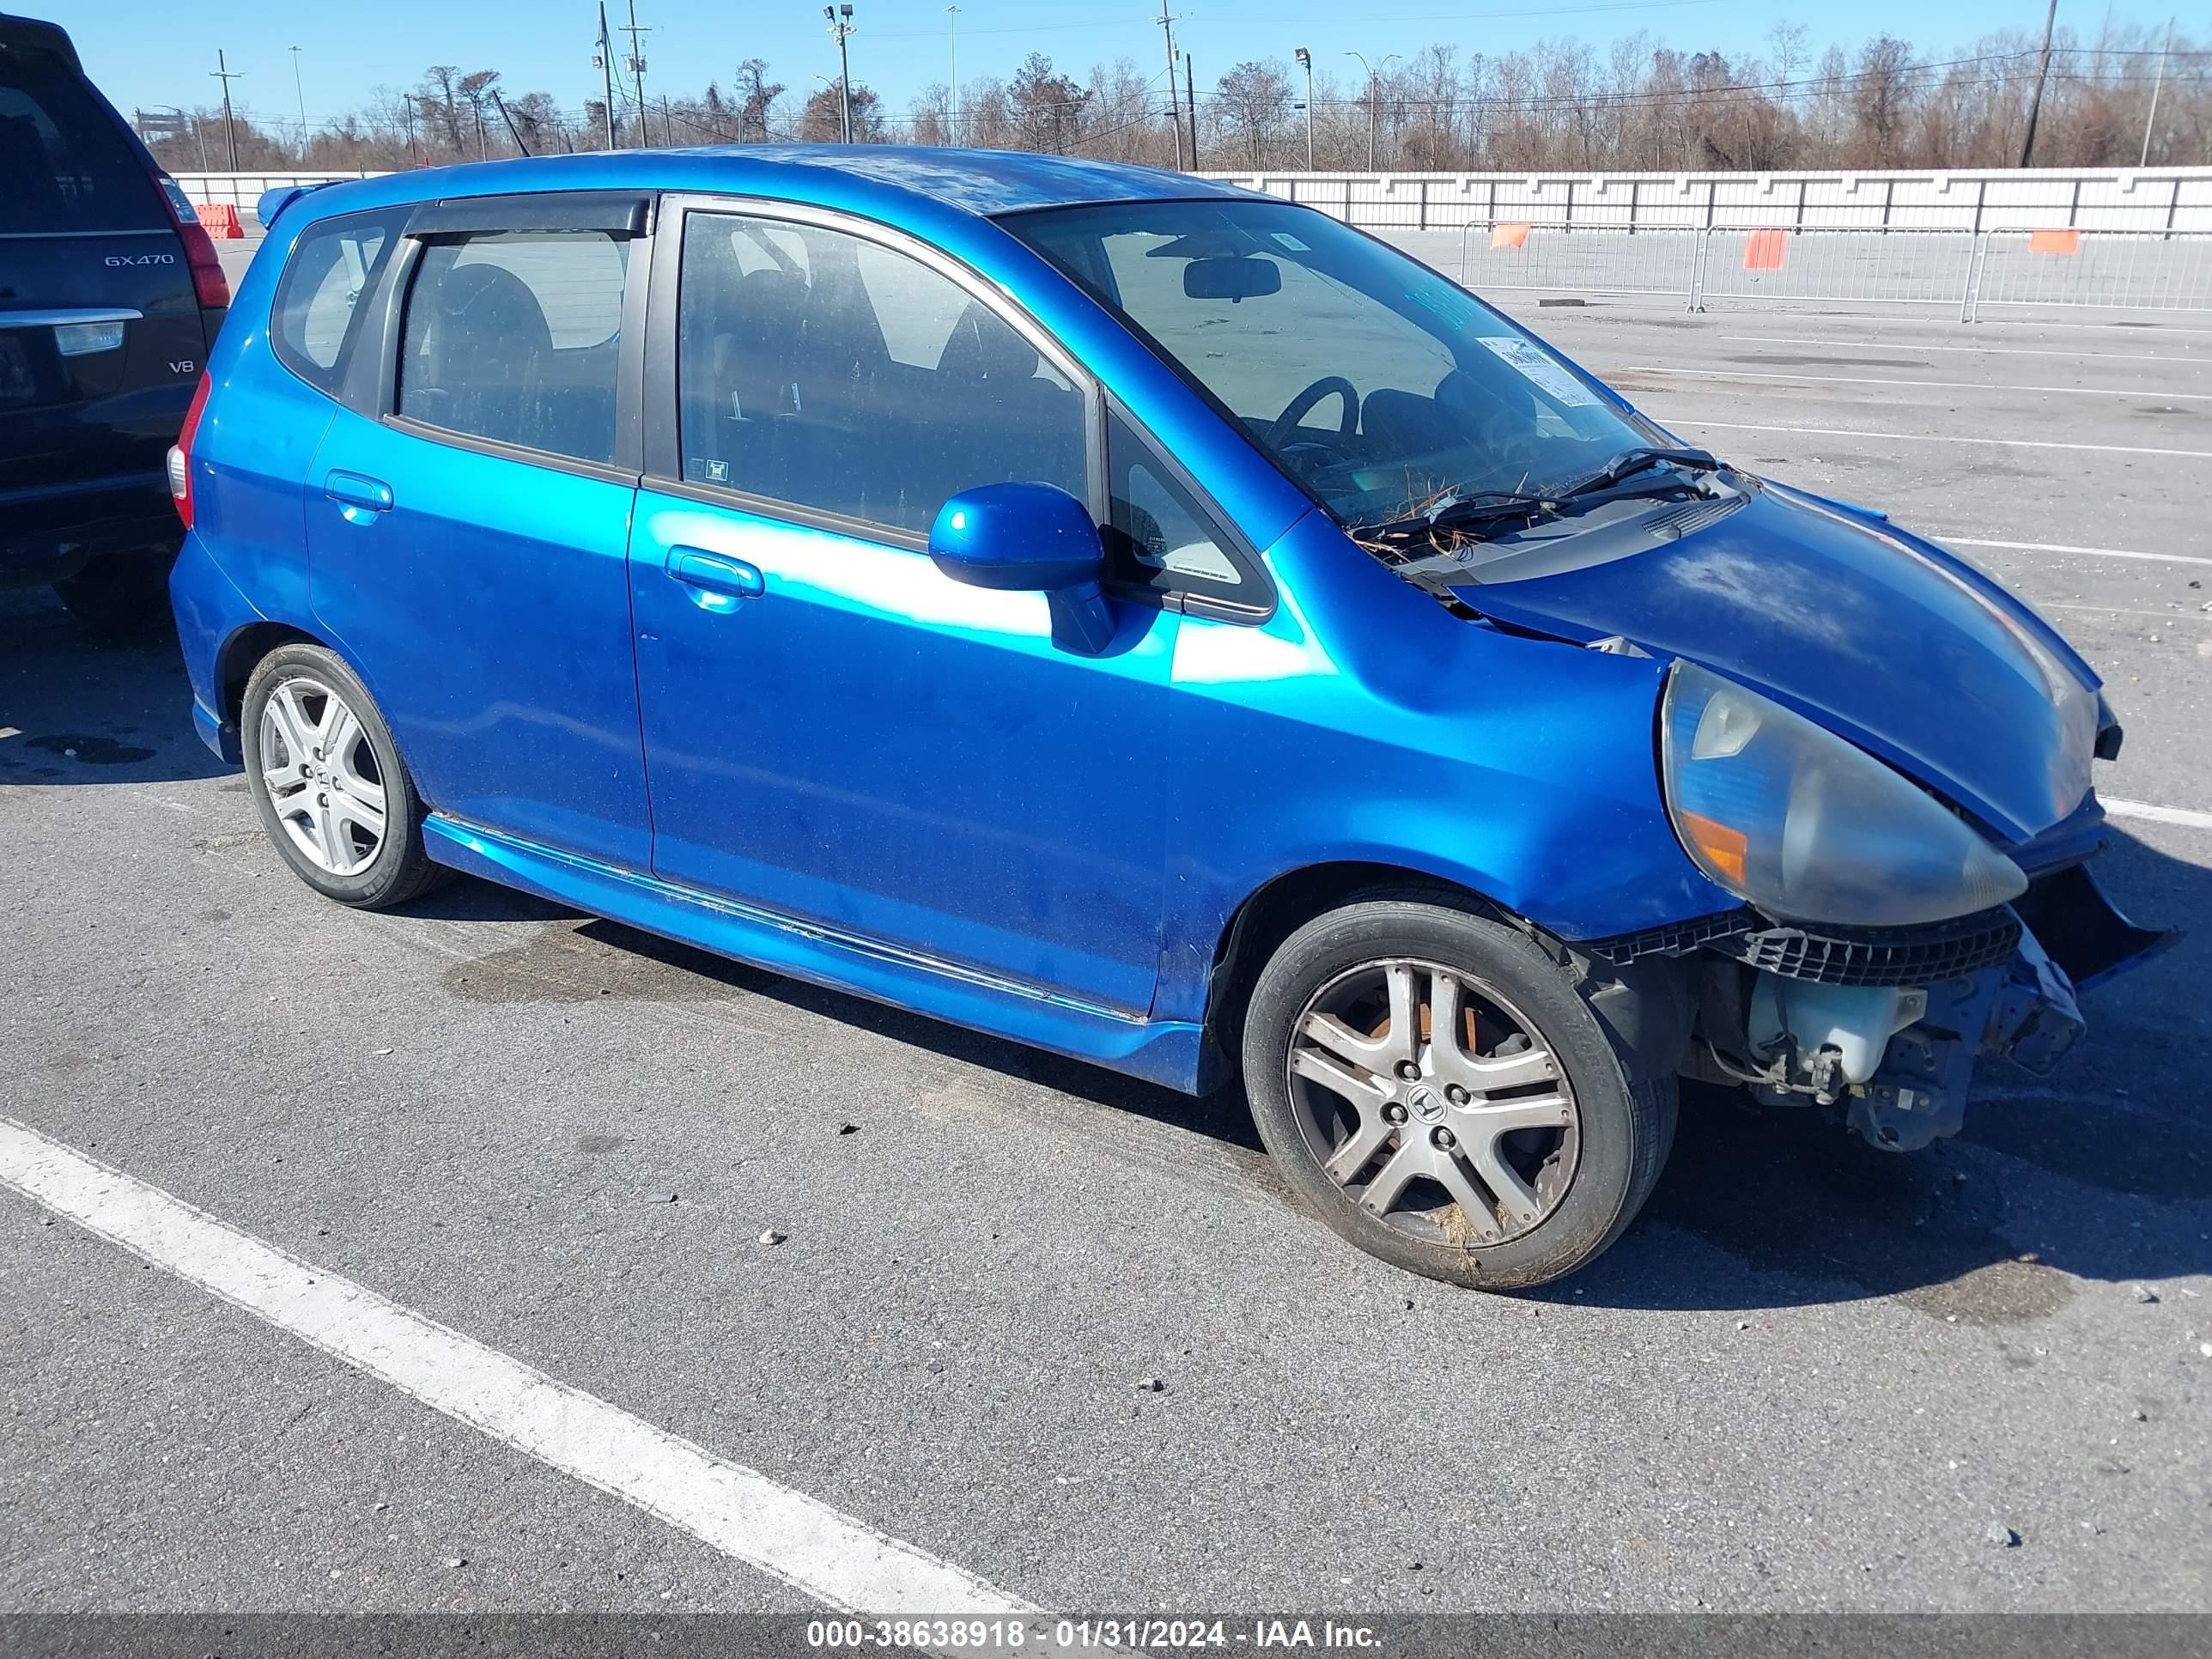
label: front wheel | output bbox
[1242,896,1674,1291]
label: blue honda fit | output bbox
[167,147,2169,1289]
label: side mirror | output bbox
[1183,256,1282,301]
[928,482,1116,654]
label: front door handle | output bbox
[325,471,394,516]
[667,548,765,602]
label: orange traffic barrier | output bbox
[2028,228,2081,255]
[1489,222,1531,251]
[197,202,244,239]
[1742,228,1786,270]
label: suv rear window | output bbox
[0,48,161,234]
[271,209,409,396]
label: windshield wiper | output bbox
[1360,488,1558,539]
[1555,445,1722,501]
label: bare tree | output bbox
[1214,60,1291,166]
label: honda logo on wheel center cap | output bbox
[1408,1085,1445,1122]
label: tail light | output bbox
[167,371,213,529]
[155,175,232,312]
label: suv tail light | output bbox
[155,175,232,312]
[167,371,212,529]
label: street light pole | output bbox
[2141,15,2174,167]
[1346,52,1396,173]
[1294,46,1313,170]
[288,46,307,157]
[825,4,855,143]
[945,5,960,145]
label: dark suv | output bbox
[1,11,228,626]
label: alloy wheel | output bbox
[1285,958,1580,1246]
[257,676,387,878]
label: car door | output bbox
[627,197,1174,1016]
[304,192,653,870]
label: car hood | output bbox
[1460,482,2104,844]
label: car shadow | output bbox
[0,585,230,786]
[407,823,2205,1313]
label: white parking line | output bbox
[2041,601,2212,623]
[1620,364,2212,402]
[2105,799,2212,830]
[0,1115,1035,1617]
[1718,335,2193,363]
[1937,535,2212,568]
[1671,417,2212,461]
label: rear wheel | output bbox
[1242,896,1674,1291]
[52,544,178,635]
[240,644,447,909]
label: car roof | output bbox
[283,144,1259,231]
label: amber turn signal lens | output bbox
[1677,810,1748,886]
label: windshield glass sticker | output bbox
[1477,336,1598,407]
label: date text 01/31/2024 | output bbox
[805,1619,1384,1650]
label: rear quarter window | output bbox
[270,209,410,396]
[0,51,161,234]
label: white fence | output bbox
[172,171,386,222]
[1205,167,2212,235]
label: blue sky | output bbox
[52,0,2112,132]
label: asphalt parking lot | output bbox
[3,254,2209,1619]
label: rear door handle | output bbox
[325,471,393,514]
[667,548,765,601]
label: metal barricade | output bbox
[1448,220,2212,320]
[1964,230,2212,319]
[1457,222,1701,301]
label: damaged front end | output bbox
[1600,862,2174,1152]
[1574,652,2179,1152]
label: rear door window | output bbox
[271,209,409,396]
[674,210,1086,537]
[397,229,629,465]
[0,51,162,234]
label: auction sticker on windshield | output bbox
[1478,336,1598,406]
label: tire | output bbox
[1241,893,1675,1291]
[52,545,179,635]
[240,644,448,910]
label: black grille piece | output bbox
[1716,908,2023,987]
[1583,910,1753,965]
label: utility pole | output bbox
[622,0,652,148]
[2018,0,2058,167]
[210,50,243,170]
[1346,51,1396,173]
[1184,52,1197,171]
[1294,46,1314,170]
[595,3,618,149]
[287,46,307,157]
[824,5,855,143]
[2141,15,2173,167]
[945,4,960,145]
[1155,9,1182,169]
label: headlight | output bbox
[1660,661,2027,927]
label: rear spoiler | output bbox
[0,14,83,71]
[256,181,343,230]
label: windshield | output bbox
[1009,199,1656,528]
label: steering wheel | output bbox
[1267,376,1359,450]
